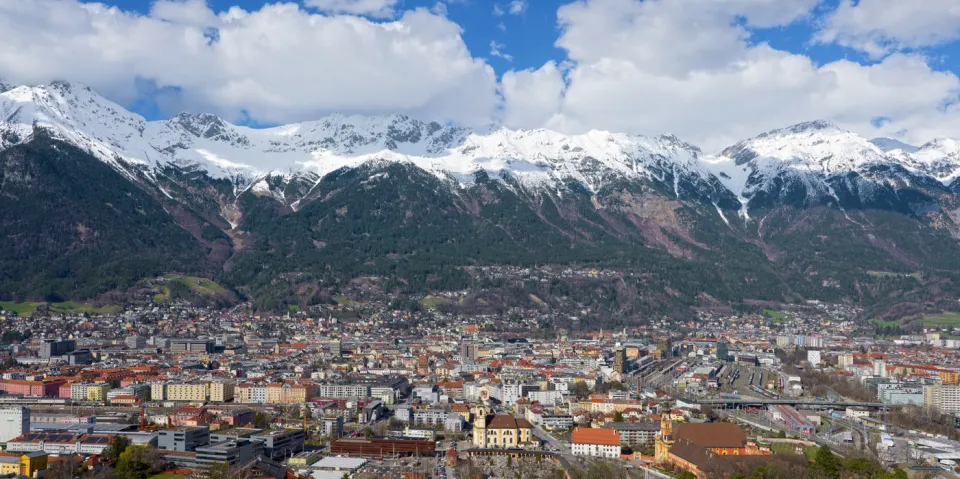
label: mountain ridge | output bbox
[5,80,960,319]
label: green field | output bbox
[333,295,354,306]
[154,275,226,302]
[868,318,901,328]
[148,474,185,479]
[765,309,789,322]
[922,312,960,327]
[770,442,818,458]
[420,296,449,309]
[0,301,120,316]
[867,271,922,279]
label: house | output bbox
[571,427,621,459]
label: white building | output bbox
[0,407,30,442]
[837,353,854,370]
[873,359,888,378]
[807,350,821,367]
[571,427,620,459]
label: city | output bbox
[0,300,956,478]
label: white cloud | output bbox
[498,0,960,150]
[501,62,566,127]
[492,4,505,16]
[816,0,960,58]
[0,0,499,127]
[508,0,527,15]
[150,0,220,28]
[489,41,513,61]
[303,0,398,18]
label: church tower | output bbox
[655,417,675,463]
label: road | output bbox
[531,423,571,456]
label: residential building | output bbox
[571,427,621,459]
[167,384,207,402]
[604,422,659,446]
[86,384,110,402]
[209,382,235,403]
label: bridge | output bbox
[696,397,886,408]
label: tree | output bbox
[253,412,269,429]
[676,472,697,479]
[613,411,624,423]
[570,381,591,400]
[104,435,131,463]
[811,444,840,479]
[113,446,163,479]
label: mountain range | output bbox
[3,80,960,320]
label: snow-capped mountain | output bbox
[703,121,957,212]
[870,137,918,153]
[0,81,728,205]
[3,80,960,216]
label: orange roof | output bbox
[572,427,620,446]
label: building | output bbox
[807,350,821,368]
[86,384,110,402]
[0,452,47,477]
[158,427,211,452]
[150,383,167,402]
[167,383,208,402]
[716,341,729,361]
[603,421,659,446]
[252,429,305,460]
[322,416,343,438]
[613,348,627,374]
[125,336,147,349]
[873,359,888,378]
[925,384,960,414]
[316,383,370,399]
[329,437,435,458]
[837,353,854,370]
[195,439,263,467]
[40,340,75,359]
[209,382,235,403]
[0,408,30,443]
[472,414,533,448]
[571,427,621,458]
[170,340,215,354]
[656,419,751,464]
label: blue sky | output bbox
[3,0,960,149]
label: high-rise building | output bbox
[613,348,627,374]
[0,408,29,442]
[873,359,888,378]
[328,340,341,358]
[837,353,854,370]
[716,341,729,362]
[39,339,75,358]
[322,416,343,438]
[656,337,672,359]
[807,350,821,367]
[125,336,146,349]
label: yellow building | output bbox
[209,382,236,402]
[265,383,309,404]
[86,384,111,402]
[167,383,208,402]
[0,452,48,476]
[266,383,285,404]
[472,414,533,448]
[940,370,959,386]
[654,417,674,463]
[151,383,167,401]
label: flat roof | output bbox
[310,457,368,470]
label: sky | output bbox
[2,0,960,150]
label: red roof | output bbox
[572,427,620,446]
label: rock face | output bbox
[5,80,960,316]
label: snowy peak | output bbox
[870,137,918,153]
[720,120,887,173]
